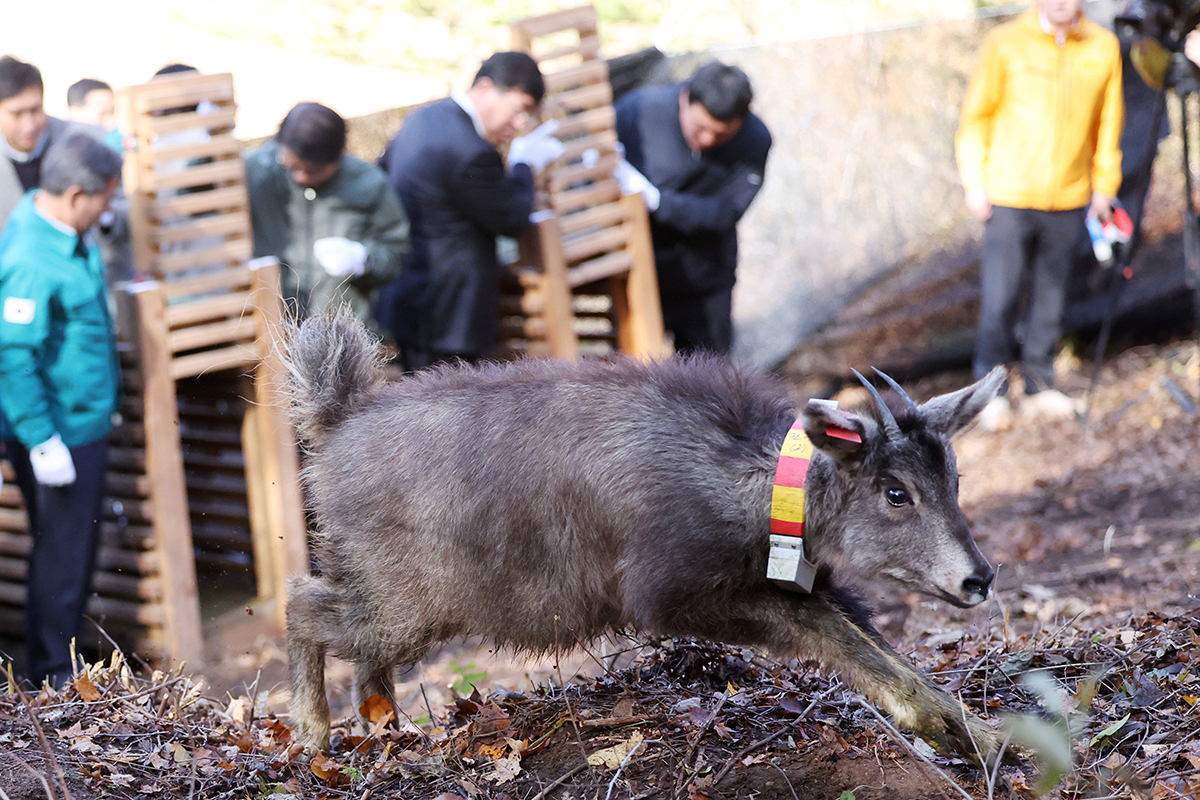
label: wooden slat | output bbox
[96,546,159,574]
[142,105,238,138]
[550,152,619,193]
[563,224,629,263]
[153,185,248,218]
[166,292,253,328]
[247,260,309,622]
[172,346,258,379]
[568,250,633,287]
[512,5,596,38]
[155,238,252,274]
[130,74,236,113]
[0,531,29,556]
[128,288,204,663]
[92,572,164,602]
[552,179,621,216]
[543,60,609,94]
[614,193,669,358]
[163,267,254,300]
[88,595,166,628]
[534,35,602,66]
[558,130,618,164]
[558,201,626,236]
[0,507,28,532]
[169,316,257,354]
[542,80,611,117]
[144,134,243,166]
[142,158,244,193]
[554,106,616,139]
[154,211,249,246]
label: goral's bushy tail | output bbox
[284,313,386,447]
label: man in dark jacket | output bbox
[376,51,562,370]
[615,61,772,355]
[246,102,409,324]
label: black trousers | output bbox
[7,436,109,686]
[974,205,1086,393]
[661,287,734,356]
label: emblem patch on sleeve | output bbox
[3,297,36,325]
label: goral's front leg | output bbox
[794,591,1005,767]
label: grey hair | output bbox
[40,132,123,196]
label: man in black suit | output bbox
[376,52,562,370]
[615,61,772,355]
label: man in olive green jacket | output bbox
[0,133,123,687]
[245,102,409,324]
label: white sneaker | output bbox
[977,396,1014,431]
[1020,389,1081,421]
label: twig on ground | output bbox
[606,739,668,800]
[529,762,588,800]
[712,685,838,788]
[19,687,70,800]
[673,690,730,799]
[853,696,972,800]
[1,753,55,800]
[764,760,802,800]
[35,675,188,711]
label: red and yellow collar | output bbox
[769,420,813,538]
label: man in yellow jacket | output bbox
[956,0,1123,429]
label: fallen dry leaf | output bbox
[587,730,644,769]
[360,694,395,725]
[310,752,340,781]
[73,673,101,702]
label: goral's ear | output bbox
[801,400,875,470]
[920,366,1006,438]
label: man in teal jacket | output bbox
[245,102,409,325]
[0,132,122,687]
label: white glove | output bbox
[30,434,75,487]
[613,158,661,212]
[313,237,368,278]
[508,119,565,174]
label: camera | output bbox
[1116,0,1200,91]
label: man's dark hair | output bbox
[154,63,198,78]
[686,61,753,122]
[473,52,545,104]
[67,78,112,108]
[0,55,43,103]
[277,102,346,164]
[41,132,123,196]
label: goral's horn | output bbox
[872,367,919,416]
[852,368,900,436]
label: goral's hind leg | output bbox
[286,574,345,754]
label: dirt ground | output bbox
[1,334,1198,799]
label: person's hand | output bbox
[1090,192,1114,223]
[30,434,75,487]
[965,187,992,221]
[1186,30,1200,68]
[613,158,661,212]
[508,119,565,173]
[313,237,368,278]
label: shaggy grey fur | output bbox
[284,314,1006,764]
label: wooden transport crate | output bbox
[504,5,669,360]
[0,72,306,669]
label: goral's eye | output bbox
[885,487,911,507]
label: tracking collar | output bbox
[767,419,818,592]
[767,402,861,593]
